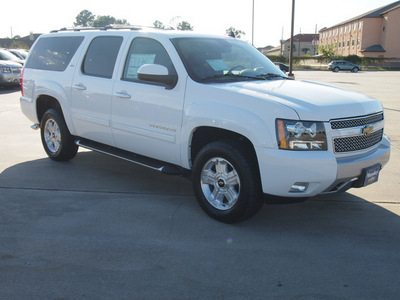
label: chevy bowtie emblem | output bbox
[362,124,374,135]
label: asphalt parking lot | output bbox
[1,71,399,299]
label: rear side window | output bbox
[25,36,84,71]
[82,36,123,78]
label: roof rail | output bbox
[50,24,164,33]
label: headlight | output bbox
[276,119,327,150]
[0,67,12,73]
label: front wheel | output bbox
[352,67,359,73]
[192,141,263,223]
[40,109,78,161]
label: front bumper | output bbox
[0,73,20,86]
[256,134,391,198]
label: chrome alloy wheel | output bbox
[200,157,241,210]
[43,118,61,154]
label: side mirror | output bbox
[137,64,177,88]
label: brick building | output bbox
[319,1,400,58]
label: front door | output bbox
[111,37,184,165]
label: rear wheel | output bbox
[192,141,263,223]
[40,109,78,161]
[333,67,340,72]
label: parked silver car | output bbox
[0,48,25,65]
[328,60,361,73]
[0,60,22,87]
[8,49,29,60]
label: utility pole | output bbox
[252,0,255,45]
[288,0,295,78]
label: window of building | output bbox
[82,36,123,78]
[359,21,362,30]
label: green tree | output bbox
[153,20,165,29]
[93,15,129,27]
[10,41,29,50]
[115,19,129,25]
[319,45,335,57]
[225,27,245,38]
[74,10,95,27]
[93,16,116,27]
[176,21,193,31]
[301,48,310,55]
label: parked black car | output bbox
[274,62,289,73]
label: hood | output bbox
[219,79,383,121]
[0,60,22,68]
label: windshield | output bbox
[171,37,286,83]
[0,49,20,61]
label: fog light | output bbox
[289,182,308,193]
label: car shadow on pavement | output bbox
[0,86,20,95]
[1,150,399,299]
[0,149,398,227]
[0,150,194,197]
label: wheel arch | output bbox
[189,126,259,171]
[34,91,75,135]
[36,94,63,123]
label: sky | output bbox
[1,0,397,47]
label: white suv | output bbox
[20,27,390,223]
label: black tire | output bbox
[352,67,359,73]
[40,108,78,161]
[192,141,263,223]
[333,67,340,72]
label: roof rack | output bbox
[50,24,163,33]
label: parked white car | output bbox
[20,27,390,223]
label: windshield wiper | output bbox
[258,73,291,80]
[202,73,266,81]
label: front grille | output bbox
[334,129,383,153]
[330,113,383,129]
[11,68,21,75]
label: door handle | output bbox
[73,84,86,91]
[115,91,131,99]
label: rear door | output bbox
[71,33,125,145]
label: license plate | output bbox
[363,165,381,186]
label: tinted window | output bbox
[82,36,123,78]
[25,36,84,71]
[122,37,176,82]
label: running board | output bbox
[75,139,186,176]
